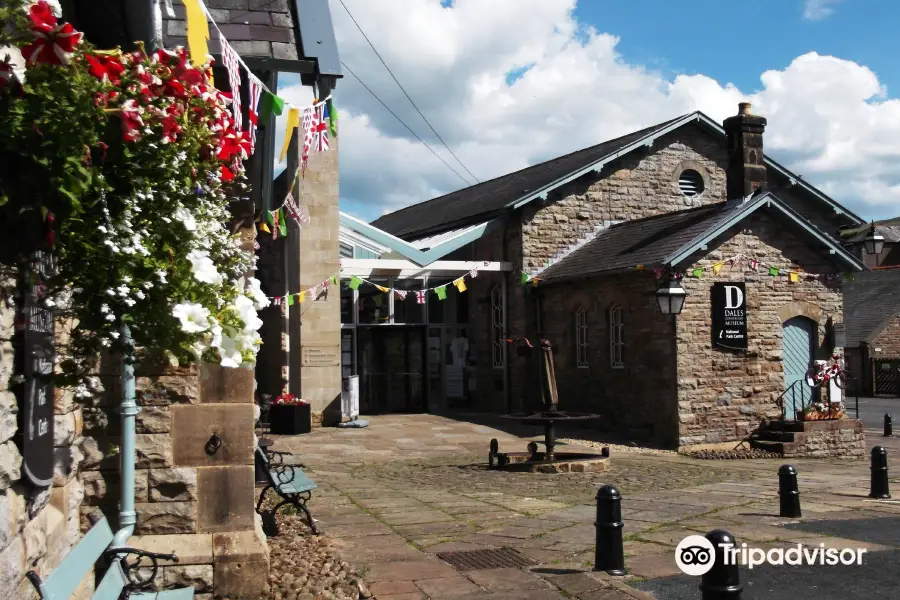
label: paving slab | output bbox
[414,575,484,598]
[466,567,553,592]
[365,559,461,582]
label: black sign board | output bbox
[711,282,748,351]
[17,251,55,487]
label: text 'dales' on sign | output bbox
[18,250,56,487]
[711,281,748,351]
[301,344,341,367]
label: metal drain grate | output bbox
[436,547,536,571]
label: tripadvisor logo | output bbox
[676,535,867,575]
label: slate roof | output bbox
[537,202,734,282]
[843,267,900,346]
[538,191,864,283]
[162,0,300,60]
[370,116,685,239]
[845,225,900,244]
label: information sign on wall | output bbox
[711,282,748,351]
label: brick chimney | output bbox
[723,102,767,200]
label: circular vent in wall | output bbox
[678,169,705,197]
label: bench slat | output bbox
[36,517,115,600]
[274,466,317,493]
[92,561,130,600]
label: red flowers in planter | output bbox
[23,1,83,66]
[272,393,309,406]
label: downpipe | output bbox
[112,325,140,547]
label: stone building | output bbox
[368,103,868,449]
[843,267,900,397]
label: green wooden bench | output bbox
[26,516,193,599]
[255,445,319,536]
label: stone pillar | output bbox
[295,141,342,426]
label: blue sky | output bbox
[276,0,900,223]
[573,0,899,94]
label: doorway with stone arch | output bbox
[782,315,818,419]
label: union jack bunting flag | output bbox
[247,76,263,153]
[415,290,426,304]
[311,101,329,152]
[221,40,243,131]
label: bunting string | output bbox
[639,253,848,283]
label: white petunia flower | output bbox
[157,269,168,283]
[246,278,270,310]
[174,207,197,232]
[124,298,136,307]
[100,304,110,314]
[0,45,26,87]
[172,302,210,333]
[109,331,120,340]
[104,313,115,322]
[186,250,223,286]
[135,290,145,300]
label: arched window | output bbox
[609,305,624,368]
[491,285,504,369]
[575,308,588,368]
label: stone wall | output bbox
[0,277,89,600]
[676,211,844,447]
[870,313,900,359]
[779,420,866,459]
[537,272,679,446]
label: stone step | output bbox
[749,439,799,456]
[754,431,798,443]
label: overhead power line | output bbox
[340,61,473,186]
[337,0,481,184]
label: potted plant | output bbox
[268,392,312,435]
[799,402,845,421]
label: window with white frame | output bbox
[575,308,588,368]
[491,285,504,369]
[609,305,624,368]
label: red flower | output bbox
[23,20,83,66]
[220,165,235,182]
[85,53,124,84]
[28,1,58,33]
[160,115,182,144]
[119,99,144,142]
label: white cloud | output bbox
[803,0,842,21]
[280,0,896,221]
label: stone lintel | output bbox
[128,533,214,565]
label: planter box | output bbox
[269,403,312,435]
[797,410,844,422]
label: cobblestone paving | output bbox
[272,415,900,600]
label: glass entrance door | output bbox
[358,327,426,413]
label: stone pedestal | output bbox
[79,362,269,599]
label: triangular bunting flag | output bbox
[330,275,339,286]
[247,76,263,153]
[182,0,209,67]
[395,289,408,301]
[220,39,243,131]
[260,91,285,119]
[375,285,389,293]
[469,267,479,278]
[348,276,362,290]
[520,273,529,285]
[327,98,338,137]
[768,267,779,276]
[286,294,295,306]
[789,272,799,283]
[416,290,426,304]
[531,278,539,287]
[435,285,447,300]
[453,278,467,293]
[713,263,723,275]
[279,107,301,162]
[298,291,306,303]
[692,268,703,278]
[259,223,270,234]
[750,259,758,271]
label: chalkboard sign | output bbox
[18,251,55,487]
[711,282,748,351]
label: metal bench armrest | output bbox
[104,547,179,591]
[268,450,306,468]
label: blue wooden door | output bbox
[782,317,815,419]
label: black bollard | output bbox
[778,465,802,518]
[594,485,626,576]
[700,529,743,599]
[870,446,891,499]
[884,414,893,437]
[489,439,499,469]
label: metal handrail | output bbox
[775,379,807,421]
